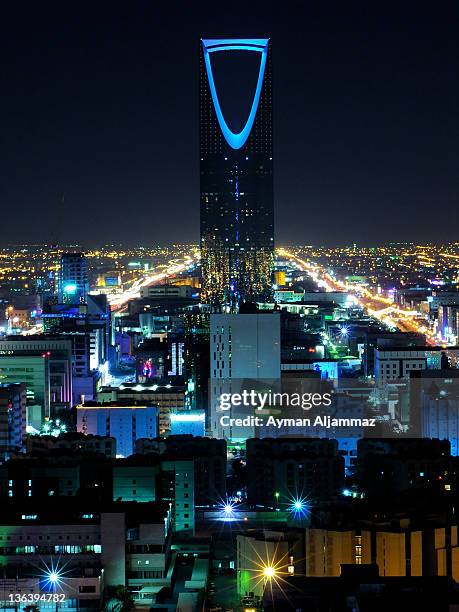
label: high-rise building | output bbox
[0,383,26,458]
[209,312,281,439]
[0,353,50,428]
[58,253,89,305]
[200,39,274,308]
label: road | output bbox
[278,248,438,346]
[108,252,199,311]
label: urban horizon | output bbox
[0,3,458,611]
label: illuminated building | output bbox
[170,410,206,436]
[209,312,281,440]
[161,459,195,537]
[97,383,186,436]
[237,531,300,598]
[1,332,101,406]
[0,500,173,604]
[134,339,170,383]
[304,525,459,581]
[415,370,459,456]
[200,39,274,308]
[274,289,306,303]
[0,353,50,427]
[183,310,210,417]
[139,284,195,299]
[58,253,89,305]
[113,457,160,502]
[77,402,159,458]
[0,383,26,458]
[0,336,73,414]
[273,270,286,287]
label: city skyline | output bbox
[1,4,459,609]
[1,1,457,246]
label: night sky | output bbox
[1,1,457,246]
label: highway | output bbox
[107,252,199,311]
[278,248,438,346]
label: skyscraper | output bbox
[200,39,274,309]
[58,253,89,305]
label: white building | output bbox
[209,313,281,440]
[375,348,427,383]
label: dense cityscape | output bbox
[0,4,457,612]
[2,237,459,610]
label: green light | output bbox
[274,492,280,499]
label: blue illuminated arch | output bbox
[202,38,269,150]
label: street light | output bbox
[263,566,276,579]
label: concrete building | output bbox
[137,436,227,507]
[246,438,344,505]
[304,525,459,581]
[0,454,113,500]
[0,353,50,427]
[25,432,116,458]
[357,438,454,497]
[237,531,299,598]
[375,346,459,384]
[140,285,194,299]
[161,459,195,538]
[77,402,159,457]
[97,383,186,436]
[262,568,459,611]
[410,370,459,453]
[113,457,160,503]
[210,312,281,440]
[375,348,427,382]
[0,500,173,607]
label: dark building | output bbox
[246,438,344,505]
[134,338,171,383]
[356,438,456,499]
[200,38,274,308]
[136,435,227,506]
[183,309,210,414]
[0,383,26,458]
[262,568,459,612]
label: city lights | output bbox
[63,283,77,294]
[217,499,238,522]
[1,8,456,611]
[289,498,307,514]
[263,566,277,579]
[40,560,65,592]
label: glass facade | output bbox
[200,39,274,310]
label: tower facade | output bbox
[58,253,89,305]
[200,39,274,309]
